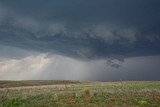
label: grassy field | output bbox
[0,81,160,107]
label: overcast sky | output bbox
[0,0,160,81]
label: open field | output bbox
[0,81,160,107]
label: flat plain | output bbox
[0,80,160,107]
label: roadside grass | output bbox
[0,81,160,107]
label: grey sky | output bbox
[0,0,160,81]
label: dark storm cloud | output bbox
[0,0,160,59]
[1,0,160,25]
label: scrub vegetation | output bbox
[0,81,160,107]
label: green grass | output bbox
[0,80,80,88]
[0,81,160,107]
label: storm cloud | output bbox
[0,0,160,80]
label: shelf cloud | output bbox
[0,0,160,80]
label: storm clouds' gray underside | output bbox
[0,0,160,80]
[0,0,160,59]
